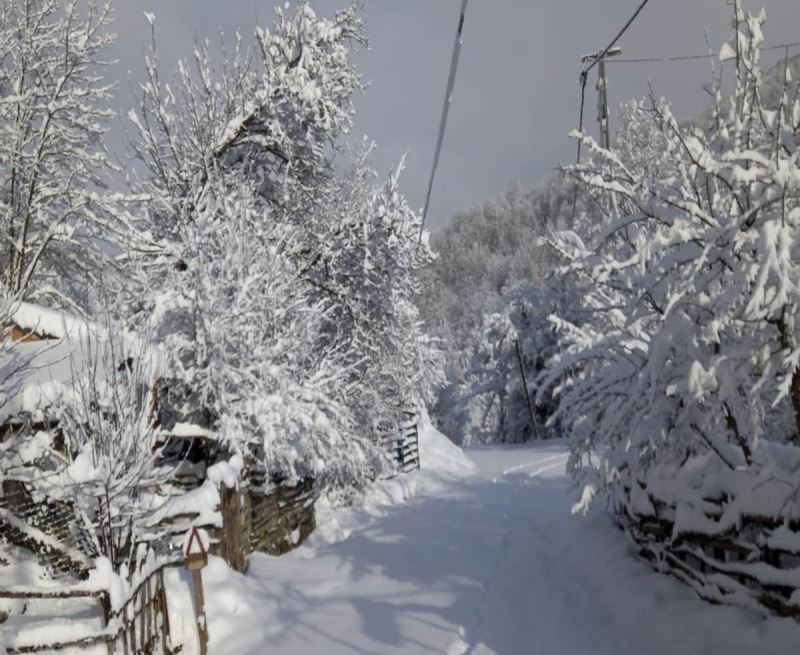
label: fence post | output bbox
[99,592,115,655]
[185,527,209,655]
[221,484,246,572]
[157,568,172,655]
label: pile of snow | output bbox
[418,409,476,477]
[311,410,474,546]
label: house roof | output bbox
[0,338,89,425]
[0,303,164,427]
[6,301,90,341]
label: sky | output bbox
[108,0,800,231]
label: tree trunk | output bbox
[776,311,800,446]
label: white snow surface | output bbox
[191,425,800,655]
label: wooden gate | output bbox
[1,562,179,654]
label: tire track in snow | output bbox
[452,450,570,654]
[501,453,569,478]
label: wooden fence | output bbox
[214,410,421,572]
[1,560,178,654]
[0,483,94,580]
[1,411,424,650]
[619,485,800,619]
[215,477,317,573]
[381,409,420,474]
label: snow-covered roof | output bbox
[0,339,98,426]
[0,303,165,426]
[7,301,90,341]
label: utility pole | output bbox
[729,0,743,78]
[514,339,538,441]
[580,47,622,149]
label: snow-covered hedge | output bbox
[544,5,800,602]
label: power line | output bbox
[609,40,800,64]
[571,0,651,223]
[419,0,469,242]
[569,70,588,223]
[583,0,651,77]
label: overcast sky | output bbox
[108,0,800,231]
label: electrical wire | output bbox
[609,40,800,64]
[419,0,469,241]
[582,0,651,77]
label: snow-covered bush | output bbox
[1,322,171,572]
[545,8,800,515]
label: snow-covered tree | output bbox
[421,175,592,441]
[545,8,800,513]
[439,281,578,445]
[0,0,119,310]
[1,322,171,571]
[153,178,388,491]
[125,3,438,494]
[309,147,443,444]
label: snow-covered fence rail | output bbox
[1,561,179,654]
[103,562,174,655]
[619,486,800,619]
[0,586,110,655]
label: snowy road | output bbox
[195,434,800,655]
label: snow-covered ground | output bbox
[184,424,800,655]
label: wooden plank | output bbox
[0,589,105,600]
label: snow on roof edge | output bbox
[8,301,89,341]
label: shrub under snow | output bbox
[545,9,800,526]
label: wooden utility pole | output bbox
[580,47,622,149]
[515,339,538,441]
